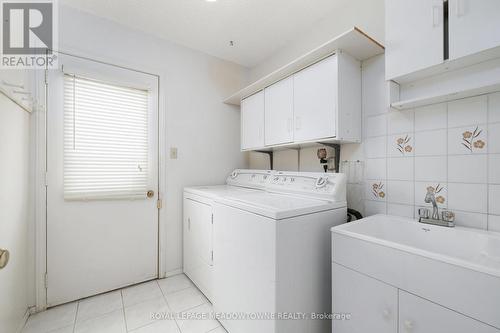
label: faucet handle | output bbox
[418,208,430,219]
[442,210,455,223]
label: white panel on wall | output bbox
[448,155,488,184]
[453,211,488,230]
[489,215,500,232]
[387,110,414,135]
[414,103,447,132]
[387,157,414,181]
[447,96,487,128]
[447,183,488,214]
[364,136,387,159]
[386,181,414,205]
[489,155,500,184]
[489,123,500,154]
[489,185,500,216]
[489,92,500,123]
[415,156,447,182]
[364,114,387,138]
[414,129,447,156]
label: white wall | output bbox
[57,6,248,276]
[248,0,385,82]
[0,94,31,332]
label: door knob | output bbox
[0,249,10,269]
[147,190,155,198]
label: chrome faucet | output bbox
[419,187,455,227]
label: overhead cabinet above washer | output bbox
[241,52,361,151]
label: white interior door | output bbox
[448,0,500,60]
[46,54,159,306]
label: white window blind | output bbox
[63,74,150,200]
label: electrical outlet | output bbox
[170,147,178,159]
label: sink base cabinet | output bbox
[332,264,499,333]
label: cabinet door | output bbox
[332,264,398,333]
[264,77,293,146]
[385,0,444,80]
[293,56,337,142]
[449,0,500,60]
[241,91,265,150]
[399,290,498,333]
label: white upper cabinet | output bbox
[385,0,444,80]
[448,0,500,60]
[293,55,338,142]
[264,77,294,146]
[241,91,265,150]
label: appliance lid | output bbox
[215,192,347,220]
[184,185,257,199]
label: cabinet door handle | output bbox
[456,0,465,17]
[432,5,441,27]
[295,116,301,130]
[188,218,191,230]
[404,319,414,332]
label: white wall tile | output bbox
[489,155,500,184]
[448,155,487,183]
[388,110,414,135]
[489,185,500,215]
[388,203,415,219]
[414,129,447,156]
[448,125,487,155]
[448,96,487,128]
[488,215,500,232]
[364,114,387,138]
[415,156,447,182]
[448,183,487,213]
[453,211,488,230]
[364,200,387,216]
[488,92,500,124]
[365,180,387,202]
[489,122,500,154]
[347,184,364,214]
[364,136,387,159]
[387,133,414,157]
[387,157,414,181]
[387,181,414,205]
[365,158,386,180]
[415,103,447,131]
[414,182,447,208]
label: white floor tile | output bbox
[23,302,77,333]
[128,319,180,333]
[166,288,207,313]
[74,309,126,333]
[122,281,164,308]
[77,290,123,323]
[124,297,169,331]
[176,303,220,333]
[158,274,194,295]
[47,326,74,333]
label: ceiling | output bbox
[60,0,353,67]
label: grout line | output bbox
[157,279,183,333]
[120,289,129,333]
[72,302,79,333]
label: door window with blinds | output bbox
[63,74,151,200]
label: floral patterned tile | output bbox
[366,181,386,202]
[448,125,487,155]
[415,183,447,208]
[388,134,414,157]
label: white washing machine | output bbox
[213,171,347,333]
[183,169,273,301]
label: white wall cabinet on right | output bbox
[448,0,500,60]
[385,0,444,80]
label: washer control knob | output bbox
[230,171,238,179]
[316,177,328,188]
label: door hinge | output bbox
[44,272,48,289]
[44,172,48,187]
[211,214,214,224]
[157,199,163,209]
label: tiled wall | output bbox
[363,89,500,231]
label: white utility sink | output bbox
[331,214,500,329]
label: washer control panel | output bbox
[226,169,274,189]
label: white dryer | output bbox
[183,169,273,301]
[213,171,347,333]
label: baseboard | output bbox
[162,268,183,279]
[16,308,31,333]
